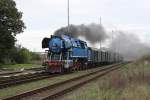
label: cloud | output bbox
[14,0,150,51]
[16,30,52,52]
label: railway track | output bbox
[0,67,44,76]
[0,72,60,89]
[2,62,128,100]
[0,71,23,76]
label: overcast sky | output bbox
[14,0,150,52]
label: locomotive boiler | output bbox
[42,32,123,73]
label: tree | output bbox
[31,52,41,61]
[16,48,31,63]
[0,0,25,63]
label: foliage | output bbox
[11,46,41,64]
[0,0,25,63]
[0,45,42,64]
[15,48,31,63]
[0,0,42,65]
[31,52,41,61]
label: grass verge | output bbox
[60,62,150,100]
[0,65,112,99]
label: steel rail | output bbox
[2,63,128,100]
[0,73,60,89]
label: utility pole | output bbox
[67,0,70,32]
[100,17,102,49]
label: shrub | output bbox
[31,52,41,61]
[15,48,32,63]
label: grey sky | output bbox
[15,0,150,51]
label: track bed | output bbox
[2,63,127,100]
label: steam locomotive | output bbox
[42,32,123,73]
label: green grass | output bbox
[60,62,150,100]
[0,65,112,99]
[0,64,42,69]
[0,72,83,99]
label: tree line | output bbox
[2,45,41,64]
[0,0,41,64]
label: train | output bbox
[42,32,123,73]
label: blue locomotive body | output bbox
[42,33,90,72]
[48,36,63,53]
[48,34,89,59]
[71,38,88,58]
[42,33,123,73]
[72,48,88,58]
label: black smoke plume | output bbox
[54,23,108,44]
[54,24,150,61]
[110,31,150,61]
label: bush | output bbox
[0,45,41,64]
[31,52,41,61]
[15,48,32,63]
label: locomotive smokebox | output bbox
[48,36,63,53]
